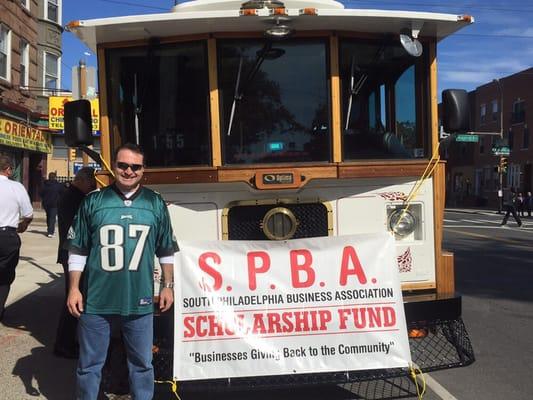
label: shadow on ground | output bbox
[3,277,77,400]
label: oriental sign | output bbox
[0,118,51,153]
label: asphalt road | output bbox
[427,209,533,400]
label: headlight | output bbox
[388,208,416,237]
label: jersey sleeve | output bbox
[67,196,92,256]
[155,195,179,258]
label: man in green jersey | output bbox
[67,143,178,400]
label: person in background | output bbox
[517,192,525,217]
[40,172,65,237]
[67,143,178,400]
[500,187,522,227]
[0,155,33,321]
[53,167,96,359]
[524,192,533,217]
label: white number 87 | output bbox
[100,224,150,271]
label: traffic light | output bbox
[500,157,508,172]
[69,148,77,161]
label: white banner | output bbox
[174,233,411,381]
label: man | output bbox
[500,187,522,227]
[67,143,177,400]
[54,167,96,358]
[40,171,65,237]
[0,155,33,321]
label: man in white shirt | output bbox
[0,155,33,321]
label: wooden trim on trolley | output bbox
[208,38,222,167]
[402,282,437,291]
[330,35,342,163]
[218,165,337,186]
[96,47,113,185]
[142,168,218,185]
[433,162,451,294]
[338,160,433,178]
[429,41,439,151]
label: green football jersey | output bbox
[68,184,178,315]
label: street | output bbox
[1,209,533,399]
[426,209,533,399]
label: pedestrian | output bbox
[40,172,65,237]
[67,143,178,400]
[500,187,522,227]
[517,192,525,216]
[0,155,33,321]
[53,167,96,359]
[524,192,533,217]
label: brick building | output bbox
[445,68,533,209]
[0,0,63,204]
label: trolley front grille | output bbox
[227,203,329,240]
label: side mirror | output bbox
[64,99,94,147]
[442,89,470,133]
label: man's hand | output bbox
[67,288,84,318]
[17,217,32,233]
[159,287,174,312]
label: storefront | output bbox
[0,117,52,205]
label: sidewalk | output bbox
[0,209,77,400]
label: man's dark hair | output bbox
[0,155,13,172]
[74,167,95,183]
[48,172,57,180]
[113,143,145,163]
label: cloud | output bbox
[440,70,495,85]
[494,27,533,36]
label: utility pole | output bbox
[78,59,90,167]
[494,78,504,214]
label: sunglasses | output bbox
[116,162,144,172]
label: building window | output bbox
[491,99,498,121]
[0,25,11,81]
[44,52,59,93]
[524,127,529,149]
[480,103,486,124]
[507,164,520,190]
[19,39,29,87]
[479,137,485,154]
[508,128,514,149]
[46,0,59,24]
[20,0,29,10]
[512,100,525,124]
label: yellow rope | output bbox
[154,380,182,399]
[392,142,441,231]
[99,155,115,178]
[409,364,427,399]
[94,175,106,188]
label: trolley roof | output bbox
[67,0,473,52]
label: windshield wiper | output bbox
[226,42,285,136]
[344,55,367,130]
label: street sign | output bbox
[492,146,510,156]
[456,134,479,142]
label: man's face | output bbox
[114,149,144,192]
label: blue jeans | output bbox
[77,313,154,400]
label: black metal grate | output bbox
[151,317,474,394]
[227,203,329,240]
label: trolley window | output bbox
[340,39,427,160]
[106,41,210,167]
[218,38,331,165]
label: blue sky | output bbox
[62,0,533,94]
